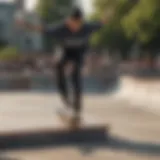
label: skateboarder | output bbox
[16,7,109,126]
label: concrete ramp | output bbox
[114,77,160,114]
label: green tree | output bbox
[36,0,54,22]
[122,0,160,43]
[90,0,136,59]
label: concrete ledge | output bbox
[0,116,109,149]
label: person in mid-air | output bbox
[17,7,109,127]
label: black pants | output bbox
[56,51,83,114]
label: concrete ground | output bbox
[0,77,160,160]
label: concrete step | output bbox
[0,114,109,149]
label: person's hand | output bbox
[101,16,108,24]
[101,10,113,24]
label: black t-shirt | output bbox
[44,22,103,53]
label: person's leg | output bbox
[56,59,70,107]
[71,61,82,116]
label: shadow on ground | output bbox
[30,75,120,94]
[0,155,18,160]
[78,135,160,156]
[1,134,160,156]
[133,69,160,78]
[0,75,120,95]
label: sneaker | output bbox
[57,106,81,129]
[70,114,81,129]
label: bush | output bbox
[0,47,20,61]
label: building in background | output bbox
[14,0,43,53]
[0,0,79,54]
[0,0,43,53]
[0,2,15,45]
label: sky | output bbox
[0,0,93,15]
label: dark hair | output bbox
[70,7,83,20]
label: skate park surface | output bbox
[0,76,160,160]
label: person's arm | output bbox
[44,23,62,36]
[88,14,110,32]
[16,19,44,32]
[87,19,108,32]
[88,22,103,32]
[16,19,61,36]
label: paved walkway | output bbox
[1,77,160,160]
